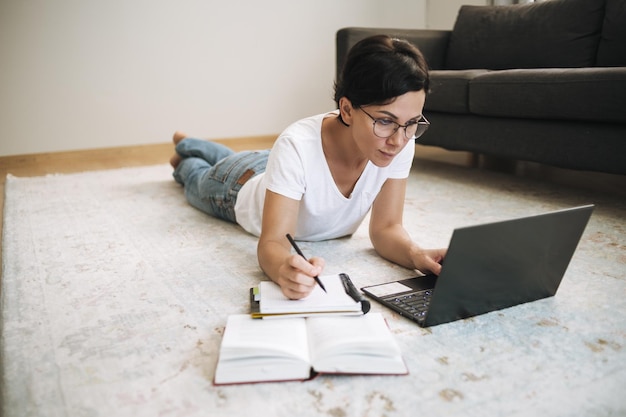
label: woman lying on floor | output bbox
[170,35,446,300]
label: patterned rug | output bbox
[2,160,625,417]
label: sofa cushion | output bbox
[596,0,626,66]
[425,70,490,114]
[445,0,606,70]
[469,68,626,123]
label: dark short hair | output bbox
[334,35,430,110]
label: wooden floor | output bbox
[2,136,625,265]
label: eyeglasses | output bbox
[360,107,430,140]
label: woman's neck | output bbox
[322,115,367,169]
[321,115,368,197]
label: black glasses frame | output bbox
[360,107,430,140]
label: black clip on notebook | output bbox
[339,273,371,313]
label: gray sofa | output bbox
[336,0,626,175]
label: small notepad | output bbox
[250,273,370,319]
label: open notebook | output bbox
[213,313,407,385]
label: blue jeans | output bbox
[173,138,270,223]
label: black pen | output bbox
[285,233,327,293]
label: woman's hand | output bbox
[276,255,325,300]
[409,247,447,275]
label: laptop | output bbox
[361,205,594,327]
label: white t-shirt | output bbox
[234,111,415,241]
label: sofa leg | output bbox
[469,152,480,168]
[478,154,518,174]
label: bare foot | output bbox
[170,131,187,168]
[173,131,186,145]
[169,153,182,168]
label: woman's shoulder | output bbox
[279,111,338,140]
[269,112,338,169]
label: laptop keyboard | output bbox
[388,289,433,323]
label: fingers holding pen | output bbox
[291,253,324,277]
[278,254,325,299]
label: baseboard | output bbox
[0,135,279,179]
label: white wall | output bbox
[0,0,471,157]
[427,0,488,29]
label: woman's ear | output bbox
[339,97,354,127]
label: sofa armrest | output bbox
[336,27,451,80]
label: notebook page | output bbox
[259,275,361,314]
